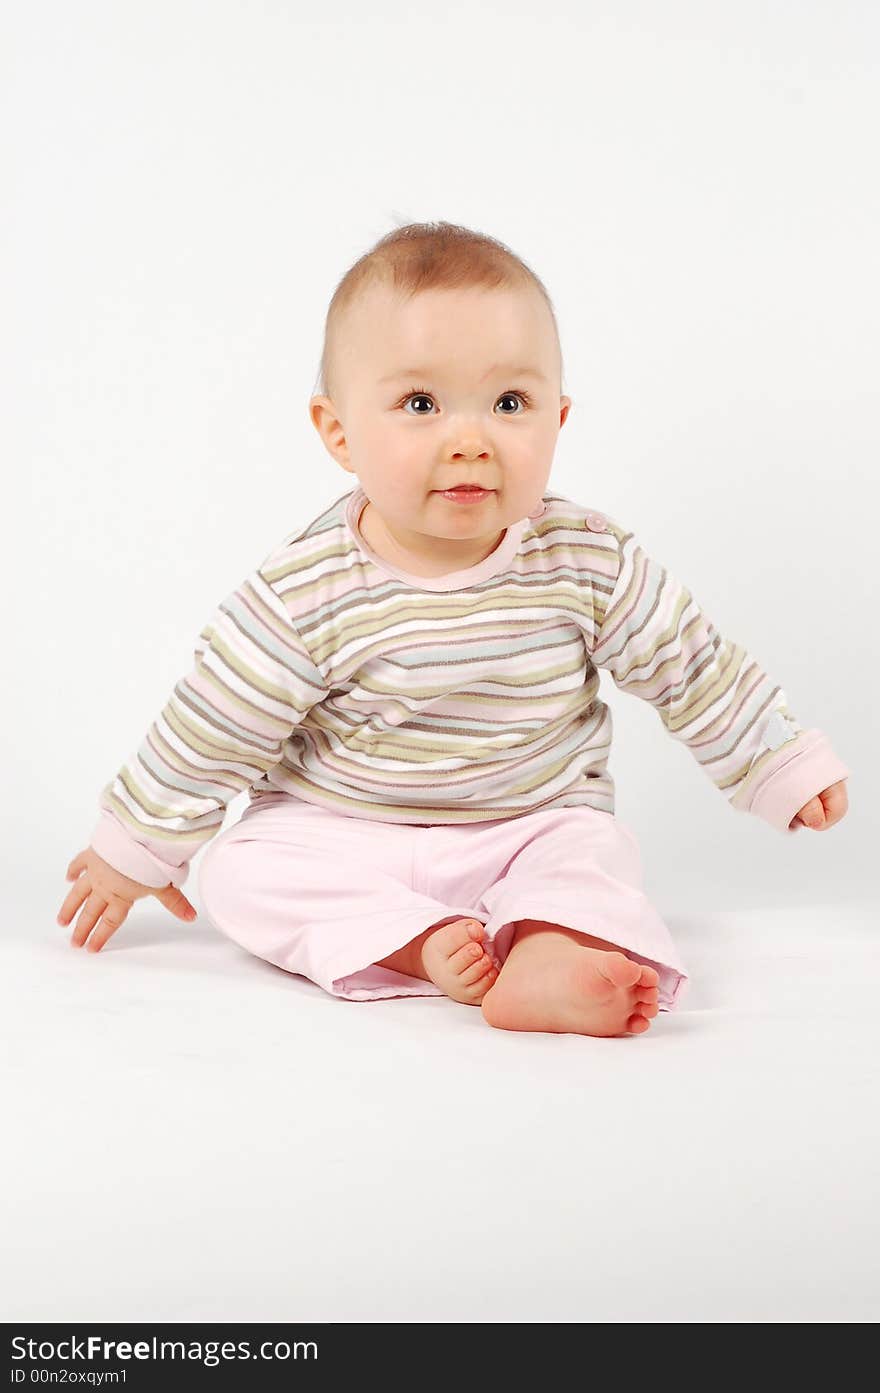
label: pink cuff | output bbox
[89,810,192,888]
[731,728,851,834]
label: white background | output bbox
[2,0,878,1326]
[5,0,875,909]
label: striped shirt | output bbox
[90,484,850,888]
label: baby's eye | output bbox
[399,389,532,416]
[496,391,530,415]
[400,392,436,416]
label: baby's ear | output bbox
[308,394,332,430]
[308,396,351,466]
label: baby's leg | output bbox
[375,918,498,1005]
[480,919,660,1037]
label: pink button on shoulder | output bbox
[585,511,607,532]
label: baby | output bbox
[56,220,851,1038]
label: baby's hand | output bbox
[56,846,197,953]
[789,779,849,831]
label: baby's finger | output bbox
[70,892,108,949]
[822,782,849,819]
[66,850,88,880]
[84,903,129,954]
[57,877,91,928]
[798,797,826,828]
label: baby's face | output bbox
[310,283,571,567]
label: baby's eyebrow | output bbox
[379,364,549,384]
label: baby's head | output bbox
[309,221,571,567]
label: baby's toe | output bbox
[600,952,643,991]
[457,952,496,987]
[626,1013,653,1035]
[462,963,498,1000]
[449,941,488,976]
[636,964,660,990]
[441,918,485,953]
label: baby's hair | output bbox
[314,219,564,402]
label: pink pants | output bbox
[197,795,690,1010]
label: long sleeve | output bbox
[589,526,851,835]
[90,564,328,887]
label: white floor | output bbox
[3,892,879,1324]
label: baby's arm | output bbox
[62,561,327,950]
[589,524,851,834]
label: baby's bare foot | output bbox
[420,919,499,1005]
[480,922,660,1037]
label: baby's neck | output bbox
[359,501,505,577]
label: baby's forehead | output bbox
[332,281,557,395]
[354,286,545,354]
[360,280,533,318]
